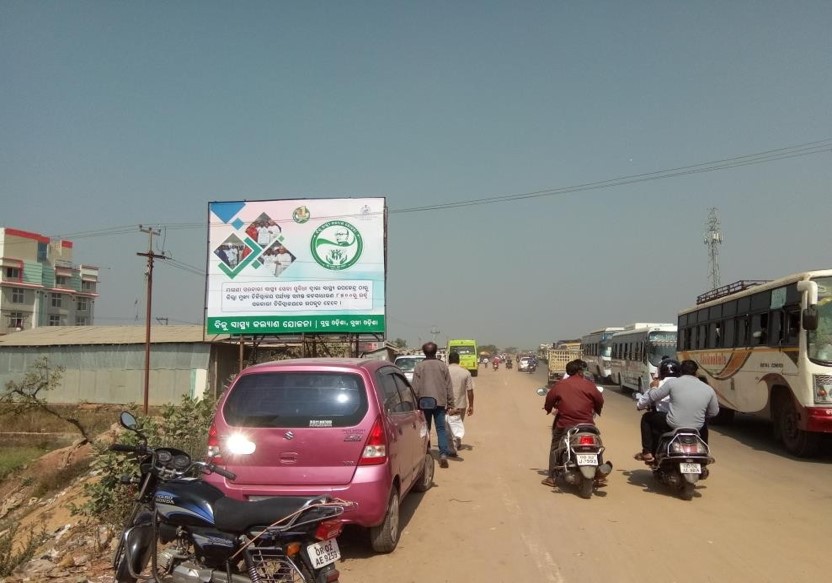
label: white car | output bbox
[394,355,426,382]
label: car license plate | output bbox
[680,463,701,474]
[307,538,340,569]
[576,454,598,466]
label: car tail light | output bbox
[207,423,223,463]
[359,416,387,465]
[314,519,344,541]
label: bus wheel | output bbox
[774,392,820,458]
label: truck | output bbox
[547,340,582,382]
[447,339,479,377]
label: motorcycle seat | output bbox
[568,424,600,434]
[659,427,701,439]
[214,495,321,533]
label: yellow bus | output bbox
[447,339,479,377]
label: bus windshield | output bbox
[808,276,832,363]
[450,345,475,355]
[647,331,677,366]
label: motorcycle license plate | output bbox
[307,538,340,569]
[680,463,701,474]
[576,454,598,466]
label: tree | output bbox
[479,344,498,355]
[0,356,89,444]
[392,338,408,349]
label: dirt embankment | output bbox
[0,432,119,583]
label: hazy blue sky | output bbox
[2,1,831,350]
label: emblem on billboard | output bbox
[310,220,363,270]
[292,206,311,224]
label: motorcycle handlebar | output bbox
[207,464,237,481]
[109,443,144,453]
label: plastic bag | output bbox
[447,414,465,439]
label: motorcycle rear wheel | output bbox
[578,476,594,499]
[680,481,695,501]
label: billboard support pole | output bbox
[238,335,244,373]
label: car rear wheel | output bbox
[369,489,400,553]
[412,453,435,493]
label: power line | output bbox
[43,138,832,240]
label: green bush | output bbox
[72,394,217,529]
[0,524,47,577]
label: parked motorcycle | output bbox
[110,411,354,583]
[646,427,714,501]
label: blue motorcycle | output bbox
[110,411,354,583]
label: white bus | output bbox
[581,327,624,383]
[677,270,832,457]
[609,323,678,393]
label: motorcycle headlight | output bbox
[814,375,832,404]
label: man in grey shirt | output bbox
[641,360,719,460]
[412,341,455,468]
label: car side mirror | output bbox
[536,387,547,396]
[803,306,818,331]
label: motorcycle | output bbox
[110,411,354,583]
[646,427,714,501]
[493,361,499,370]
[506,360,513,370]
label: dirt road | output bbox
[336,366,832,583]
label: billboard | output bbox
[206,198,386,336]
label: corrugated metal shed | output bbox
[0,325,237,405]
[0,325,230,347]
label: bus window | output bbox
[770,311,784,345]
[785,310,801,346]
[709,322,721,348]
[751,313,769,345]
[723,318,736,347]
[751,291,771,312]
[709,305,722,320]
[737,296,751,315]
[689,326,697,350]
[698,325,707,349]
[737,316,749,346]
[723,300,737,317]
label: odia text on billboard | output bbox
[206,197,386,335]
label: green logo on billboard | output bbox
[311,220,363,270]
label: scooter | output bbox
[551,424,610,499]
[647,427,714,501]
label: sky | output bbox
[2,1,831,350]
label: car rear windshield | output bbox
[395,357,422,372]
[223,371,369,428]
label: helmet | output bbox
[658,359,681,380]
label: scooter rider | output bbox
[541,359,612,487]
[637,359,720,464]
[634,358,679,462]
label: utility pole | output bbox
[704,208,723,291]
[430,325,440,343]
[137,226,167,414]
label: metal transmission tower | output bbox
[704,208,723,290]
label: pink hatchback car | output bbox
[204,358,434,553]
